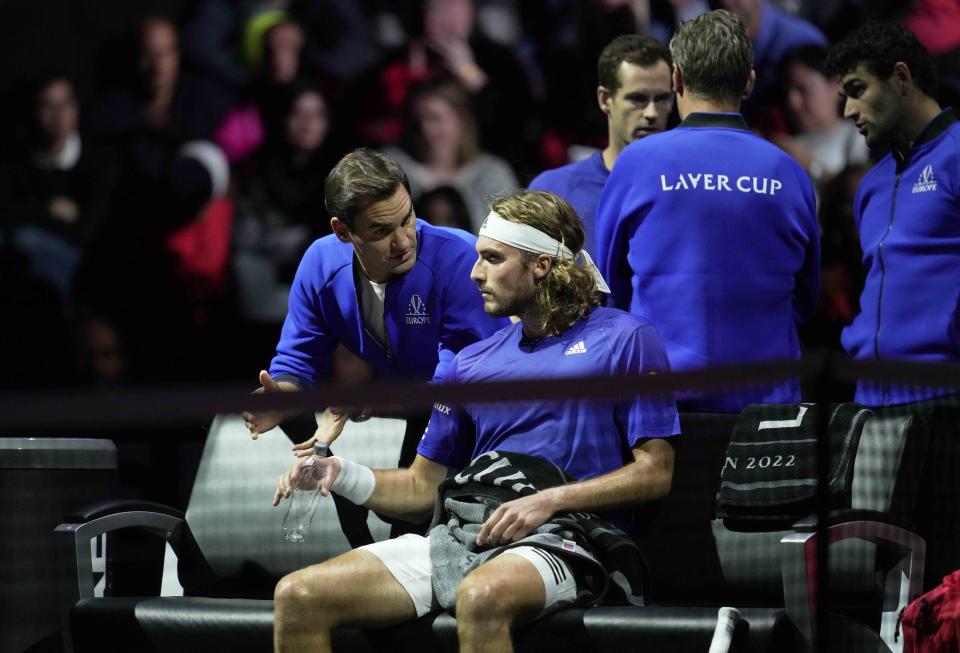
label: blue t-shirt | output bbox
[529,151,609,257]
[842,110,960,406]
[596,113,820,411]
[417,307,680,480]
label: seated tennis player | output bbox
[271,190,680,653]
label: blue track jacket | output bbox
[529,151,609,257]
[270,220,508,386]
[842,109,960,406]
[596,113,820,411]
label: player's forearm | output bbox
[543,439,674,514]
[363,468,437,523]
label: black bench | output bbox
[58,410,928,652]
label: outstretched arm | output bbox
[274,453,449,524]
[476,437,675,546]
[242,370,302,439]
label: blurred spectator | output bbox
[215,15,310,165]
[901,0,960,58]
[292,0,378,84]
[260,17,305,86]
[250,16,310,140]
[414,185,474,231]
[233,82,343,323]
[772,0,862,39]
[179,0,265,89]
[72,314,128,388]
[90,16,233,224]
[83,16,234,322]
[356,0,533,171]
[636,0,714,42]
[180,0,375,90]
[900,0,960,109]
[771,45,870,194]
[92,16,233,146]
[216,8,368,167]
[383,76,518,232]
[0,76,117,312]
[714,0,826,126]
[77,138,236,383]
[799,162,869,356]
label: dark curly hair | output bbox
[824,21,938,99]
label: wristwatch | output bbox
[350,407,373,422]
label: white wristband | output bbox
[329,456,376,505]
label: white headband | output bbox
[479,211,611,293]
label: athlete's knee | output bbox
[455,573,516,625]
[275,567,340,624]
[275,570,314,608]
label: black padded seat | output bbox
[71,597,379,653]
[59,410,926,652]
[428,606,798,653]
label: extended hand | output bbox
[428,34,487,91]
[476,491,559,547]
[292,406,350,457]
[272,455,342,506]
[242,370,297,440]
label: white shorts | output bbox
[360,534,578,618]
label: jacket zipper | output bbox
[382,288,394,364]
[354,267,395,365]
[874,162,902,403]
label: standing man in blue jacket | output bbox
[529,34,674,256]
[243,148,507,540]
[595,10,820,411]
[826,22,960,407]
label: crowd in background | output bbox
[2,0,959,392]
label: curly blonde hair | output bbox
[489,191,600,334]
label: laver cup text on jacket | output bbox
[659,173,783,195]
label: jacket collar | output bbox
[893,108,956,165]
[678,112,750,131]
[912,108,957,149]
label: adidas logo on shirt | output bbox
[564,340,587,355]
[912,164,938,194]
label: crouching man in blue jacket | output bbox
[243,148,507,540]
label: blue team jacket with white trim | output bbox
[841,110,960,406]
[596,112,820,411]
[270,220,508,386]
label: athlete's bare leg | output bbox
[273,549,417,652]
[455,553,546,653]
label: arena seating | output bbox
[57,409,929,652]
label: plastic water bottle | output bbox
[281,442,329,543]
